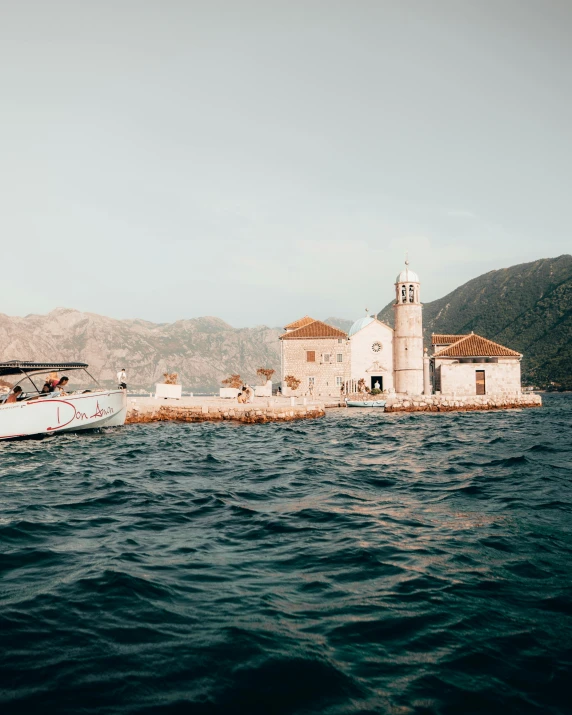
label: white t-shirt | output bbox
[117,371,126,383]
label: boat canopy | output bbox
[0,361,89,377]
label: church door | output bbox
[476,370,486,395]
[370,376,383,391]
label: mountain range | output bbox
[0,255,570,390]
[0,310,282,390]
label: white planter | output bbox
[155,383,182,399]
[254,381,272,397]
[219,388,239,399]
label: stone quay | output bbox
[125,392,543,424]
[383,393,542,413]
[126,396,328,425]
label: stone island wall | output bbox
[384,393,542,413]
[126,402,325,425]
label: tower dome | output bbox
[395,260,419,284]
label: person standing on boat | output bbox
[117,368,127,390]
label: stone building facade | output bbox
[280,319,351,397]
[431,333,522,396]
[280,263,524,398]
[348,316,394,392]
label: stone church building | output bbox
[280,262,523,398]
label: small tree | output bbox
[163,372,179,385]
[257,368,275,383]
[284,375,301,390]
[222,374,242,389]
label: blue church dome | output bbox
[349,315,375,337]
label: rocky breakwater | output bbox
[384,393,542,413]
[126,397,325,425]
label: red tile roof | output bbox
[434,333,522,358]
[431,334,467,345]
[284,316,316,330]
[280,320,347,340]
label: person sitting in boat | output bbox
[5,386,23,403]
[51,376,70,396]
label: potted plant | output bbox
[255,368,275,397]
[284,375,301,395]
[155,372,182,400]
[220,374,242,399]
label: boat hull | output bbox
[0,390,127,440]
[346,400,386,408]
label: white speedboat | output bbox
[346,399,386,408]
[0,362,127,440]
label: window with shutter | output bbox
[306,351,315,362]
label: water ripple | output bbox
[0,394,571,714]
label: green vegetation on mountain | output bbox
[378,255,572,389]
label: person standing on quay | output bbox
[117,368,127,390]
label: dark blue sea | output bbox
[1,395,571,715]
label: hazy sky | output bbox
[1,1,571,327]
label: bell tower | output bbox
[393,260,424,394]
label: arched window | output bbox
[401,285,407,303]
[409,284,414,303]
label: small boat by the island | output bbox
[345,399,386,409]
[0,361,127,440]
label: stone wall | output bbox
[384,392,541,412]
[127,402,326,424]
[438,361,521,396]
[281,337,350,397]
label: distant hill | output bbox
[0,309,282,391]
[324,317,354,333]
[378,255,572,388]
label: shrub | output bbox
[222,374,242,389]
[370,388,382,395]
[163,372,178,385]
[257,368,275,382]
[284,375,301,390]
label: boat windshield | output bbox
[0,367,101,403]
